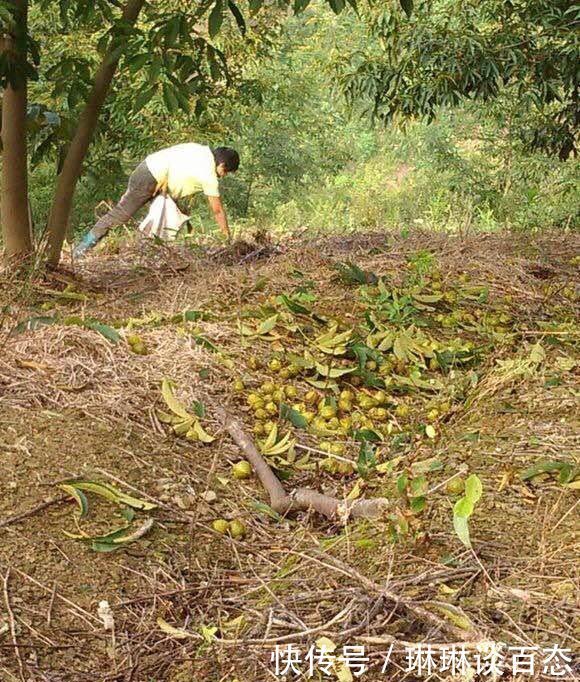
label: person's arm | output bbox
[207,195,231,242]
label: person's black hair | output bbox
[212,147,240,172]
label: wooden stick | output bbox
[219,409,389,520]
[3,570,26,682]
[0,496,65,531]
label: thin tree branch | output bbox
[218,409,390,521]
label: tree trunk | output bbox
[1,1,32,262]
[45,0,145,267]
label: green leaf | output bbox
[127,53,149,73]
[280,403,308,429]
[412,293,443,304]
[158,617,193,639]
[276,294,311,316]
[357,442,376,478]
[453,497,474,518]
[84,320,120,343]
[257,314,279,335]
[453,514,471,548]
[409,476,428,497]
[89,518,154,552]
[251,500,282,521]
[228,0,246,34]
[192,400,206,418]
[464,474,482,503]
[149,56,162,83]
[400,0,413,16]
[558,465,578,485]
[351,342,382,370]
[61,480,157,511]
[328,0,346,13]
[433,604,473,631]
[162,82,179,113]
[304,377,339,390]
[192,334,220,353]
[208,0,224,38]
[165,16,180,47]
[294,0,312,12]
[397,473,408,494]
[190,421,215,443]
[183,309,205,322]
[410,496,426,513]
[133,85,156,112]
[120,507,135,522]
[161,378,191,419]
[425,424,436,439]
[12,316,57,334]
[411,457,443,474]
[108,518,154,544]
[353,429,382,443]
[201,625,217,643]
[59,484,89,517]
[91,541,121,553]
[334,261,377,286]
[248,0,263,12]
[528,342,545,365]
[521,460,572,481]
[174,86,191,114]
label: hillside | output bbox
[0,230,578,681]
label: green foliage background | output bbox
[23,2,580,241]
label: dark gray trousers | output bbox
[92,162,158,238]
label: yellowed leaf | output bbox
[157,617,193,640]
[161,378,191,419]
[336,664,354,682]
[315,636,337,653]
[347,480,363,501]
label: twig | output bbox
[552,499,579,532]
[6,568,100,627]
[3,570,26,682]
[357,635,493,652]
[275,549,480,642]
[0,496,65,531]
[46,582,57,627]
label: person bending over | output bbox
[73,143,240,258]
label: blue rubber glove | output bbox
[73,229,100,259]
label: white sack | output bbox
[138,195,190,241]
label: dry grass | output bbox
[0,229,578,681]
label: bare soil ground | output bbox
[0,229,578,682]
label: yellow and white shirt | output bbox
[145,143,220,199]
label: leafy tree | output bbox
[0,0,376,266]
[336,0,579,160]
[220,10,377,220]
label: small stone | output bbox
[201,490,217,504]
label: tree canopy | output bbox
[336,0,579,159]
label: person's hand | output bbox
[73,229,99,259]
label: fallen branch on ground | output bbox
[0,496,65,531]
[219,409,389,521]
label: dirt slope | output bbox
[0,230,578,681]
